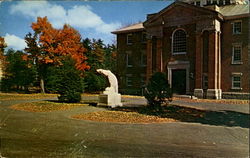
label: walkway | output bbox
[0,95,249,157]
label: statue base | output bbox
[98,87,123,108]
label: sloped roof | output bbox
[218,4,249,18]
[111,23,144,34]
[111,2,249,34]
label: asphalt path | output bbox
[0,97,249,158]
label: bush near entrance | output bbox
[144,72,172,110]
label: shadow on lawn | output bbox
[111,105,249,128]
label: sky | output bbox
[0,0,173,50]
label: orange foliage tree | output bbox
[25,17,89,93]
[0,37,7,78]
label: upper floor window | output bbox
[126,51,133,67]
[140,50,147,66]
[126,74,133,87]
[140,74,146,87]
[172,29,187,54]
[232,43,242,64]
[195,1,201,6]
[141,32,147,43]
[127,34,133,45]
[233,21,242,34]
[231,73,242,90]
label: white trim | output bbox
[231,74,242,90]
[167,61,190,94]
[232,20,242,35]
[231,43,243,64]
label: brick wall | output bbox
[116,31,147,95]
[221,17,249,93]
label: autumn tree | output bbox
[24,17,89,93]
[0,37,7,80]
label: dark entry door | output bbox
[172,69,186,94]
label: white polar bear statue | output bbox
[97,69,122,107]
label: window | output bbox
[140,50,147,66]
[172,29,187,54]
[232,44,242,64]
[127,34,133,44]
[140,74,146,87]
[196,1,201,6]
[225,0,230,5]
[141,32,147,43]
[219,0,224,5]
[233,21,242,34]
[126,74,133,87]
[232,73,242,89]
[126,52,133,67]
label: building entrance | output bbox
[172,69,186,94]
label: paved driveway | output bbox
[0,97,249,158]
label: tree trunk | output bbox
[40,78,45,93]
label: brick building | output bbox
[112,0,249,99]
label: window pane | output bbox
[127,34,132,44]
[126,75,133,87]
[233,22,241,34]
[142,33,147,42]
[232,76,241,88]
[233,76,240,81]
[233,82,241,88]
[126,53,133,67]
[173,30,187,53]
[141,51,147,66]
[233,46,241,61]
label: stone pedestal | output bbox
[206,89,222,99]
[98,87,122,108]
[194,89,204,99]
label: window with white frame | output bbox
[126,52,133,67]
[126,74,133,87]
[140,50,147,66]
[232,44,242,64]
[233,21,242,34]
[172,29,187,54]
[232,73,242,89]
[127,34,133,44]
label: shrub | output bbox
[52,58,84,103]
[144,72,172,109]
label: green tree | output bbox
[1,49,36,92]
[144,72,172,109]
[103,44,117,73]
[45,57,84,102]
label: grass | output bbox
[0,93,57,101]
[10,101,87,112]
